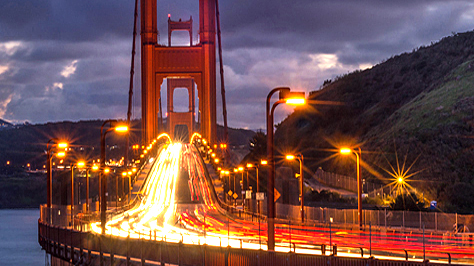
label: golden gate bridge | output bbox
[37,0,474,265]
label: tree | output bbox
[244,131,266,162]
[390,192,425,211]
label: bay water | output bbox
[0,209,45,265]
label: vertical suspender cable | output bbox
[216,0,229,160]
[126,0,139,165]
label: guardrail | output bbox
[40,219,471,266]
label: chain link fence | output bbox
[271,203,474,234]
[314,168,392,197]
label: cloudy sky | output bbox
[1,0,474,130]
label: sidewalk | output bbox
[306,176,357,198]
[203,158,225,202]
[131,158,154,198]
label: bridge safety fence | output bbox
[314,168,392,198]
[267,203,474,236]
[194,139,474,238]
[38,218,474,266]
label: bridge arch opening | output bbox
[172,87,191,113]
[170,31,192,47]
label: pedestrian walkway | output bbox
[131,158,154,198]
[203,158,225,202]
[306,176,357,198]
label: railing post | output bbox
[420,211,422,230]
[79,230,83,263]
[225,246,229,266]
[160,235,163,266]
[369,221,372,257]
[100,235,103,266]
[423,224,426,262]
[402,211,404,229]
[126,235,130,266]
[141,236,145,266]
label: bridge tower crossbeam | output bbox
[141,0,216,144]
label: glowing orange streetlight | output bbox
[46,139,68,211]
[114,125,129,133]
[100,120,129,234]
[339,147,362,228]
[99,119,128,234]
[286,153,305,222]
[266,87,306,250]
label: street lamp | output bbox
[221,170,231,204]
[76,161,98,213]
[120,169,135,205]
[285,154,305,222]
[46,139,68,209]
[237,166,244,208]
[100,120,129,234]
[266,87,306,250]
[247,161,266,213]
[246,163,258,192]
[340,147,362,228]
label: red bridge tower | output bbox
[141,0,217,144]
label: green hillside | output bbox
[276,31,474,213]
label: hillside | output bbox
[276,30,474,213]
[0,120,254,168]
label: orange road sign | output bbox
[274,188,281,202]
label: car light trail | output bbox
[90,141,474,264]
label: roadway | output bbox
[90,141,474,264]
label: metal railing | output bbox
[38,219,474,265]
[267,203,474,235]
[314,168,390,197]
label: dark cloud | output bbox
[0,0,135,42]
[0,0,474,129]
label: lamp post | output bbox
[76,161,98,213]
[340,147,362,228]
[219,143,228,166]
[46,139,68,209]
[260,160,267,194]
[238,166,244,208]
[100,120,128,234]
[70,163,75,227]
[121,169,134,205]
[233,168,238,206]
[221,170,230,204]
[266,87,306,250]
[285,154,305,223]
[246,163,258,192]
